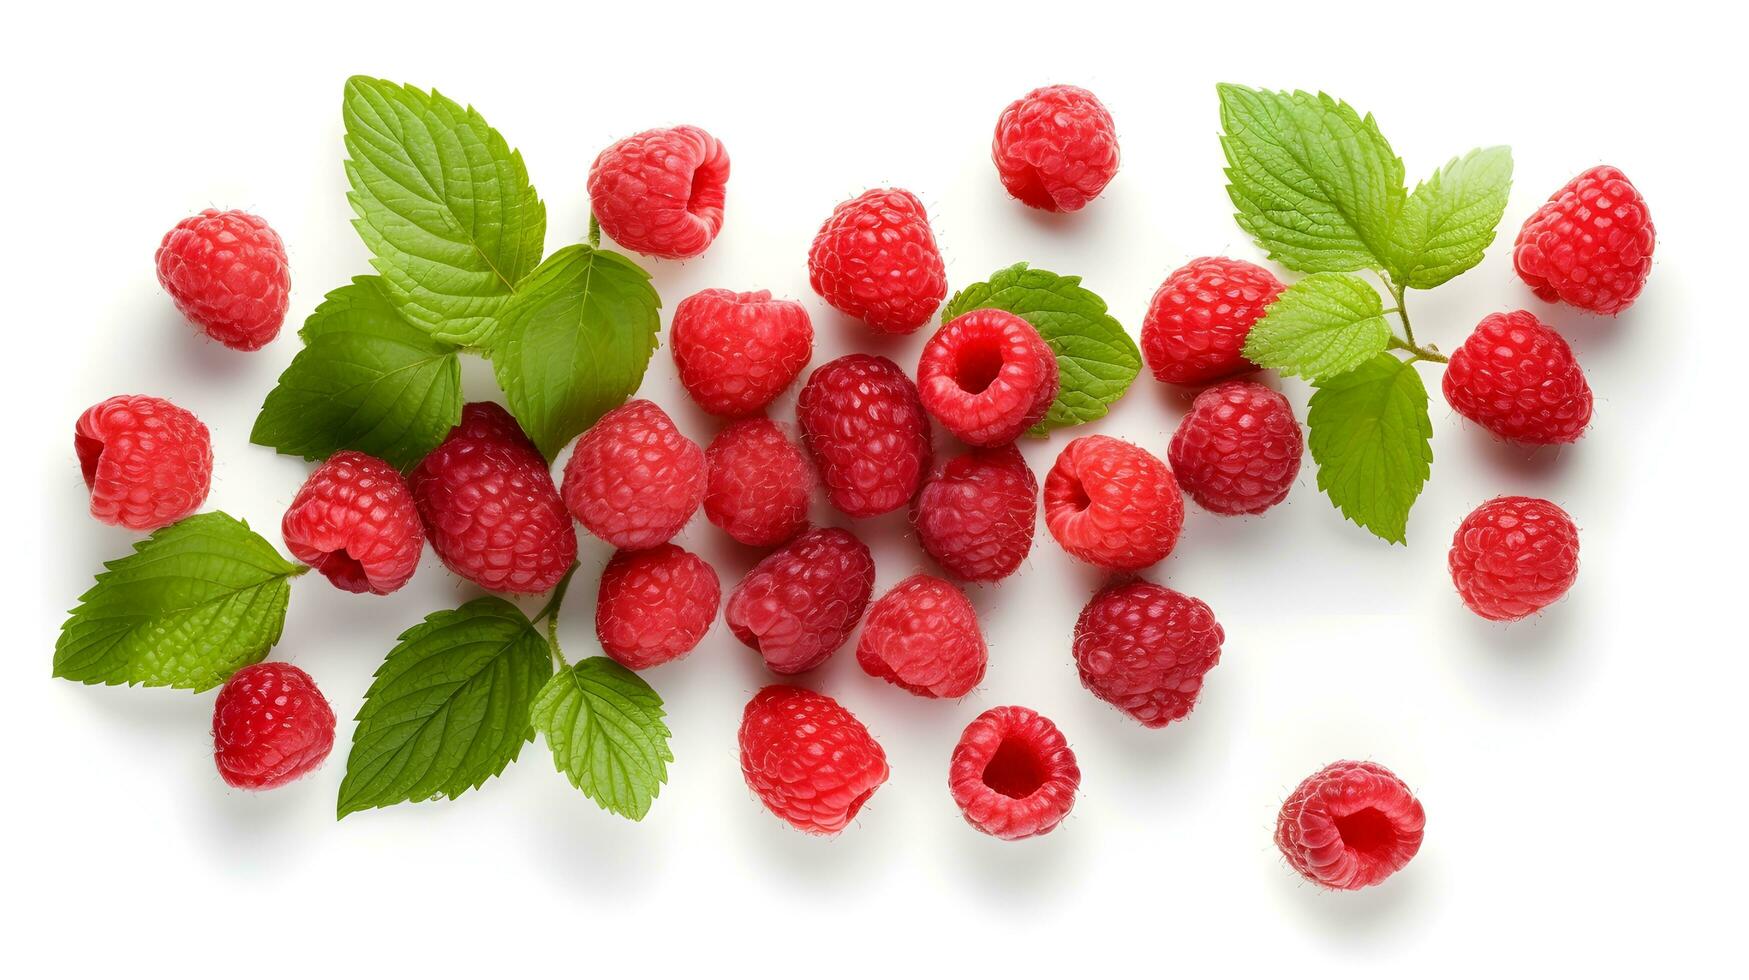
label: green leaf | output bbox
[249,277,463,470]
[1306,354,1433,544]
[941,263,1141,436]
[337,598,553,818]
[1387,146,1513,289]
[342,76,546,347]
[531,657,672,820]
[490,244,662,460]
[53,513,299,691]
[1244,273,1391,381]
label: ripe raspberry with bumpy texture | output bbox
[75,394,212,531]
[797,354,933,518]
[1044,435,1183,570]
[1073,581,1224,728]
[281,451,424,595]
[212,662,336,790]
[856,575,987,699]
[596,544,720,670]
[587,125,728,260]
[704,418,812,547]
[911,444,1037,582]
[1449,496,1580,621]
[1442,311,1592,445]
[1141,257,1285,385]
[1169,381,1303,515]
[409,403,576,595]
[725,527,874,674]
[563,400,705,550]
[949,705,1080,840]
[1514,165,1654,315]
[991,84,1119,213]
[917,308,1059,446]
[739,685,888,836]
[807,188,947,334]
[155,209,290,351]
[1276,760,1426,890]
[671,288,813,417]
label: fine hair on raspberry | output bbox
[1275,760,1426,890]
[704,418,814,548]
[1513,165,1654,315]
[587,125,729,259]
[155,208,291,351]
[1168,380,1303,515]
[856,574,987,699]
[991,84,1120,213]
[596,544,720,670]
[739,685,888,836]
[1449,495,1580,621]
[211,662,337,791]
[281,450,425,595]
[1442,311,1592,445]
[75,394,212,532]
[1141,257,1285,385]
[806,188,948,334]
[796,354,933,518]
[562,399,706,551]
[911,444,1038,582]
[1044,434,1184,570]
[917,308,1059,446]
[670,288,813,417]
[948,705,1080,840]
[1073,581,1224,728]
[724,527,875,674]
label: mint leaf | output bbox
[250,277,462,470]
[1306,354,1433,544]
[490,244,661,459]
[531,657,672,820]
[337,598,553,818]
[1244,273,1390,381]
[1387,146,1513,289]
[941,263,1141,435]
[53,513,299,691]
[342,76,546,347]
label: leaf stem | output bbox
[1388,337,1450,364]
[532,563,578,669]
[587,215,601,249]
[1377,273,1447,363]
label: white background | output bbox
[8,1,1740,974]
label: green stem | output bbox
[532,563,579,669]
[587,215,601,249]
[1378,272,1447,363]
[1388,337,1449,364]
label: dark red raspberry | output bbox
[704,418,812,548]
[739,685,888,836]
[1168,380,1303,515]
[1141,257,1285,385]
[807,188,947,334]
[948,705,1080,840]
[281,451,424,595]
[911,445,1037,582]
[917,308,1059,446]
[155,209,290,351]
[1044,435,1183,571]
[725,527,874,674]
[1514,165,1654,315]
[991,84,1119,213]
[796,354,933,518]
[587,125,728,260]
[75,394,212,532]
[1276,760,1426,890]
[408,402,577,595]
[562,400,705,550]
[670,288,813,417]
[596,544,720,670]
[1442,311,1593,445]
[856,575,987,699]
[1073,581,1224,728]
[1449,496,1580,621]
[211,662,336,790]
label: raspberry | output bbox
[1073,581,1224,728]
[586,125,729,260]
[948,705,1080,840]
[1513,165,1654,315]
[408,402,577,595]
[75,394,212,531]
[1276,760,1426,890]
[1168,380,1303,515]
[704,418,812,548]
[1044,435,1184,571]
[725,527,874,674]
[281,451,424,595]
[911,445,1037,582]
[856,575,987,699]
[739,685,888,835]
[596,544,720,670]
[1442,311,1593,445]
[796,354,933,518]
[562,400,705,550]
[670,288,813,417]
[917,308,1059,446]
[155,209,290,351]
[1141,257,1285,385]
[1449,496,1580,621]
[991,84,1120,213]
[211,662,336,790]
[807,188,947,335]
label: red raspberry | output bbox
[1044,435,1184,571]
[796,354,933,518]
[807,188,947,335]
[408,402,577,595]
[991,84,1120,213]
[670,288,813,417]
[562,400,705,550]
[1073,581,1224,728]
[917,308,1059,446]
[75,394,212,532]
[856,574,987,699]
[1442,311,1593,445]
[704,418,813,548]
[948,705,1080,840]
[725,527,874,674]
[211,662,336,790]
[587,125,729,260]
[595,544,720,670]
[1514,165,1654,315]
[281,451,424,595]
[1168,380,1303,515]
[1276,760,1426,890]
[155,209,290,351]
[1449,496,1580,621]
[739,685,888,836]
[911,444,1037,582]
[1141,257,1286,385]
